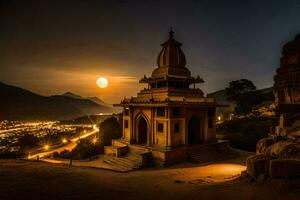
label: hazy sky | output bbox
[1,0,300,103]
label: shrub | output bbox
[217,116,276,152]
[98,117,121,146]
[54,138,104,160]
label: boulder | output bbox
[266,141,291,157]
[256,137,275,154]
[278,143,300,159]
[269,159,300,178]
[246,154,271,177]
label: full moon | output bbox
[96,77,109,88]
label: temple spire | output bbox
[169,27,174,39]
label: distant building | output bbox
[114,31,222,165]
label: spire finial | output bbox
[169,27,174,39]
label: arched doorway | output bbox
[137,117,148,144]
[188,116,204,145]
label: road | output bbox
[28,126,99,160]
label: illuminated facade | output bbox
[115,31,221,165]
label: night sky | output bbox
[1,0,300,103]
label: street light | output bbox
[92,138,97,145]
[62,138,67,143]
[44,145,50,150]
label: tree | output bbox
[225,79,260,114]
[226,79,257,101]
[17,134,40,153]
[98,117,122,145]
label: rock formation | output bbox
[247,33,300,179]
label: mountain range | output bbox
[0,82,119,121]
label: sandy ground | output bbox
[0,155,299,200]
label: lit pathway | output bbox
[28,126,98,160]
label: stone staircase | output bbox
[102,153,144,172]
[102,139,152,172]
[187,142,239,163]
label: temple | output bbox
[114,31,222,166]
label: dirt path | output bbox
[0,157,299,200]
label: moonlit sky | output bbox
[1,0,300,103]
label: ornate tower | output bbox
[138,30,204,100]
[115,31,221,166]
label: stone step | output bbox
[109,156,140,167]
[103,158,136,171]
[127,144,150,154]
[112,139,128,147]
[101,154,143,172]
[102,158,132,172]
[104,144,128,157]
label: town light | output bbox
[218,116,221,121]
[62,138,67,143]
[92,138,97,144]
[44,145,50,150]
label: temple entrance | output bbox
[188,116,204,145]
[137,117,148,144]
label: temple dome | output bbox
[157,30,186,67]
[152,31,191,78]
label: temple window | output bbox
[172,107,180,117]
[184,82,189,88]
[208,108,215,128]
[157,107,165,117]
[157,123,164,132]
[124,108,129,116]
[175,81,183,88]
[124,120,129,128]
[208,118,213,128]
[174,123,180,133]
[157,81,163,88]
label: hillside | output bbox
[207,87,274,116]
[0,82,114,121]
[61,92,120,113]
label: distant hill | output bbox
[61,92,113,108]
[60,91,121,113]
[207,89,235,115]
[60,113,121,125]
[0,82,116,121]
[61,92,82,99]
[207,87,274,117]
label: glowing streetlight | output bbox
[44,145,50,150]
[62,138,67,143]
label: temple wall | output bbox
[122,107,131,142]
[153,118,168,147]
[121,105,217,148]
[184,108,216,144]
[169,118,185,146]
[122,114,131,142]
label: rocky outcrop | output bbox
[246,154,271,177]
[246,33,300,180]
